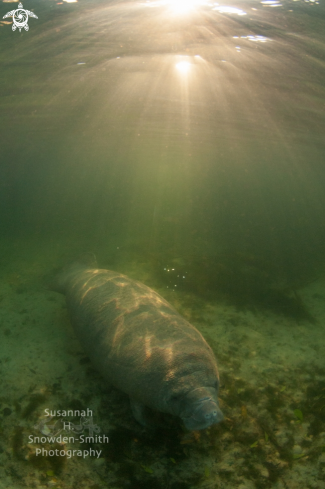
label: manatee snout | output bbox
[181,391,224,431]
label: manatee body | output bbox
[52,255,223,430]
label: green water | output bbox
[1,0,325,487]
[1,0,324,267]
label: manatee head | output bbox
[178,387,224,431]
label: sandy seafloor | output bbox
[0,238,325,489]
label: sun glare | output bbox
[169,0,199,14]
[141,0,207,15]
[175,61,192,74]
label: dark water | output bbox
[1,0,325,487]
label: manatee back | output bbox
[61,266,220,414]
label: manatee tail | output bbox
[47,252,98,294]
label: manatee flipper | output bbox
[130,399,157,428]
[130,398,178,430]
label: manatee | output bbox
[51,254,223,431]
